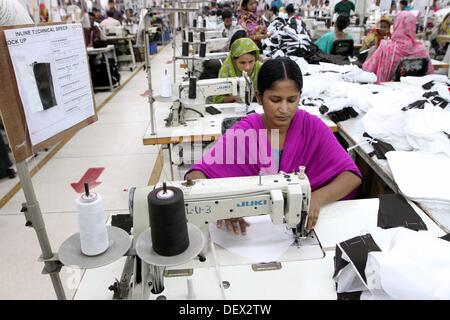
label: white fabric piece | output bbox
[209,215,294,263]
[400,74,450,87]
[365,228,450,300]
[386,151,450,202]
[404,106,450,157]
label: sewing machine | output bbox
[194,37,229,53]
[130,171,323,299]
[165,74,253,127]
[185,29,225,41]
[105,26,127,37]
[191,52,228,76]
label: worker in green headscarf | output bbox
[213,37,262,104]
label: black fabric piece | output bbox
[333,244,363,301]
[440,234,450,242]
[32,62,57,110]
[402,99,427,111]
[362,132,395,160]
[147,186,189,256]
[422,80,434,90]
[378,193,428,231]
[326,107,359,122]
[422,91,439,98]
[111,214,133,235]
[338,234,381,283]
[333,245,349,278]
[431,96,449,109]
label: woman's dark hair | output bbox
[286,4,295,15]
[241,0,250,9]
[233,50,257,59]
[400,0,408,5]
[271,6,279,15]
[336,14,350,31]
[222,9,232,20]
[229,30,248,47]
[257,58,303,95]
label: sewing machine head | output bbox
[177,74,253,106]
[164,74,254,126]
[130,170,316,298]
[105,26,126,37]
[132,170,311,243]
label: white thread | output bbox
[76,192,109,256]
[347,137,378,152]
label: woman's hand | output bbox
[223,96,240,103]
[217,218,250,235]
[306,193,323,231]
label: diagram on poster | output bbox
[4,23,95,146]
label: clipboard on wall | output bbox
[0,22,97,163]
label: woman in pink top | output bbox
[363,11,433,83]
[238,0,268,46]
[186,58,362,235]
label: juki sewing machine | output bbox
[185,29,225,41]
[130,170,324,299]
[164,73,253,127]
[104,26,127,37]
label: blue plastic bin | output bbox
[149,42,158,55]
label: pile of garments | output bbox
[296,61,378,122]
[334,227,450,300]
[363,75,450,157]
[261,16,312,58]
[261,16,350,65]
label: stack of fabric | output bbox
[363,83,450,156]
[334,227,450,300]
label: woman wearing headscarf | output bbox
[213,38,262,104]
[187,58,361,234]
[360,16,392,51]
[363,11,433,84]
[238,0,268,46]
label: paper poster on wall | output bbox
[4,23,95,146]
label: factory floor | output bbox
[0,41,177,299]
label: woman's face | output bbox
[257,79,300,129]
[233,53,256,74]
[379,21,390,36]
[246,0,258,12]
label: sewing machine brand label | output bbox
[236,200,268,207]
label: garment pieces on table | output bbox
[377,194,428,231]
[386,151,450,203]
[334,228,450,300]
[333,234,381,295]
[363,132,395,160]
